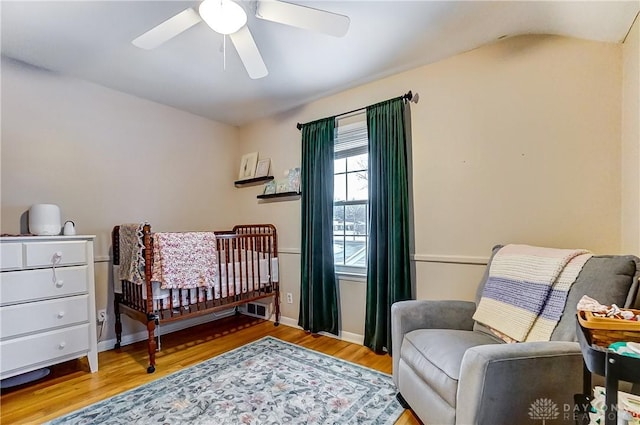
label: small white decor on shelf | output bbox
[263,181,276,195]
[287,167,301,193]
[275,179,289,194]
[274,167,300,194]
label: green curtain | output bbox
[364,97,412,353]
[299,117,339,335]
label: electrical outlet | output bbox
[97,309,107,322]
[286,293,293,304]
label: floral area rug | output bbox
[45,336,403,424]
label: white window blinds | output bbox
[335,115,368,159]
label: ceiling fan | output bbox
[132,0,350,79]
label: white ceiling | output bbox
[2,1,639,126]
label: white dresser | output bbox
[0,235,98,380]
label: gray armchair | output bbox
[392,249,640,425]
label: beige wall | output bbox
[622,16,640,255]
[1,32,630,346]
[238,35,625,339]
[1,58,241,341]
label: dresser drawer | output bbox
[24,240,87,268]
[0,266,88,306]
[0,242,23,271]
[0,324,90,376]
[1,295,89,339]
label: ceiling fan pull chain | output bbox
[223,34,227,71]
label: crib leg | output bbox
[274,287,281,326]
[146,314,157,373]
[114,294,122,349]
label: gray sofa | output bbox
[391,248,640,425]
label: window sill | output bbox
[335,271,367,283]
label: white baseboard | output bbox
[97,308,236,352]
[277,316,364,345]
[97,311,364,353]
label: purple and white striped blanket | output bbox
[473,244,592,342]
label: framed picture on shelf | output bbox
[263,181,276,195]
[238,152,259,180]
[255,158,271,178]
[276,179,290,194]
[287,167,301,193]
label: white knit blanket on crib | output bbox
[117,222,148,286]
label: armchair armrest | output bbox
[457,341,583,425]
[391,300,476,382]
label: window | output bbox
[333,114,369,276]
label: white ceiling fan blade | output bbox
[256,0,350,37]
[132,8,202,49]
[229,26,268,79]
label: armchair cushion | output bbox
[391,300,476,384]
[402,329,501,407]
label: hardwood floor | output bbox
[0,315,422,424]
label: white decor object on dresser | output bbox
[0,235,98,380]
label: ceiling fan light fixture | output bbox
[199,0,247,35]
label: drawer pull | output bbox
[57,311,65,319]
[51,252,62,283]
[55,280,64,288]
[52,251,63,263]
[58,342,66,350]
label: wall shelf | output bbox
[257,192,301,202]
[234,176,274,187]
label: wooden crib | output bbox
[112,224,280,373]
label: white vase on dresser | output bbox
[0,235,98,380]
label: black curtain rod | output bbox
[296,90,413,130]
